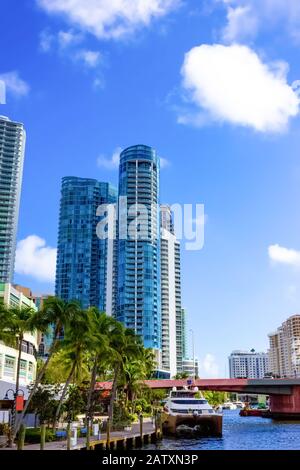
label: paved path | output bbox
[1,422,156,451]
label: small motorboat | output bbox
[222,401,237,410]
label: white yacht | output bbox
[222,401,237,410]
[162,386,223,437]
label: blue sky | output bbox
[1,0,300,377]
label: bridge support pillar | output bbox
[269,386,300,419]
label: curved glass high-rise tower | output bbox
[116,145,161,350]
[55,177,117,311]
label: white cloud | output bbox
[0,71,30,98]
[15,235,57,283]
[39,30,54,52]
[219,0,300,43]
[160,157,170,168]
[199,353,219,378]
[268,244,300,267]
[222,5,258,43]
[97,147,122,169]
[93,77,105,89]
[40,28,83,52]
[180,44,299,133]
[286,284,298,301]
[37,0,179,39]
[97,149,170,170]
[76,49,101,68]
[58,29,83,48]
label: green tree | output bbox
[0,304,45,443]
[14,297,81,439]
[85,309,119,430]
[122,348,155,405]
[108,327,143,429]
[53,309,94,427]
[174,372,189,380]
[63,385,86,422]
[27,384,59,426]
[203,391,227,406]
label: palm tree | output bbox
[123,360,144,403]
[141,348,156,379]
[107,327,143,428]
[85,309,118,431]
[0,304,44,442]
[13,297,81,439]
[122,348,155,405]
[53,309,94,427]
[0,304,16,349]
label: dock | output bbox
[3,422,161,451]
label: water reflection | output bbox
[144,410,300,450]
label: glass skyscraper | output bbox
[0,116,26,283]
[116,145,161,351]
[55,177,117,311]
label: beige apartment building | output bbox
[268,315,300,378]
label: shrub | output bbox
[0,423,10,436]
[25,428,55,444]
[113,403,135,430]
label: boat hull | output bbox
[162,413,223,437]
[239,409,267,417]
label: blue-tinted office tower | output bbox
[55,177,117,311]
[116,145,161,351]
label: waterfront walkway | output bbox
[3,422,158,451]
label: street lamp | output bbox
[3,388,25,446]
[190,329,195,380]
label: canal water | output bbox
[144,410,300,450]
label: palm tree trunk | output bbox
[13,338,59,440]
[11,334,23,444]
[108,364,119,429]
[86,355,98,430]
[15,334,23,397]
[53,363,76,429]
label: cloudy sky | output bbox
[1,0,300,377]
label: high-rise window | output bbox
[116,145,161,350]
[0,116,26,283]
[55,177,117,311]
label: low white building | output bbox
[229,349,269,379]
[0,283,38,396]
[182,358,199,378]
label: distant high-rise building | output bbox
[14,284,52,357]
[160,204,174,233]
[268,315,300,378]
[181,308,187,360]
[116,145,161,351]
[0,116,26,283]
[229,350,269,379]
[160,204,183,376]
[55,177,117,312]
[182,357,199,378]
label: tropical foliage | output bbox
[2,297,158,442]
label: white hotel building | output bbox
[0,283,38,397]
[229,350,269,379]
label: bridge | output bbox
[96,378,300,419]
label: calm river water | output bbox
[144,410,300,450]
